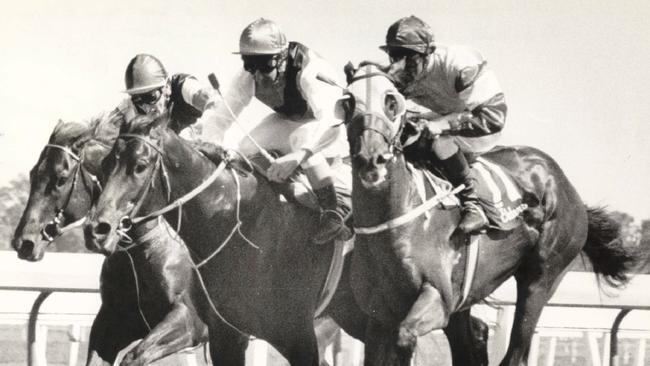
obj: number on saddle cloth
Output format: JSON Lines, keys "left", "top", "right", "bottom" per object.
{"left": 469, "top": 157, "right": 528, "bottom": 231}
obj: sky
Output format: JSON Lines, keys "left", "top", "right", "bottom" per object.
{"left": 1, "top": 0, "right": 649, "bottom": 219}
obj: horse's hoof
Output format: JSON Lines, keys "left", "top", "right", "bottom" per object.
{"left": 397, "top": 326, "right": 417, "bottom": 350}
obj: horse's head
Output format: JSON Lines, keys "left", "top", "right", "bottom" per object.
{"left": 12, "top": 120, "right": 105, "bottom": 261}
{"left": 84, "top": 113, "right": 176, "bottom": 255}
{"left": 340, "top": 62, "right": 407, "bottom": 189}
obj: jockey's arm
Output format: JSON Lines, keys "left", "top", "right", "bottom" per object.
{"left": 297, "top": 59, "right": 345, "bottom": 158}
{"left": 200, "top": 69, "right": 254, "bottom": 144}
{"left": 453, "top": 55, "right": 507, "bottom": 138}
{"left": 179, "top": 76, "right": 215, "bottom": 112}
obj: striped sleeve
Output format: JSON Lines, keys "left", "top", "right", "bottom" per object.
{"left": 450, "top": 47, "right": 507, "bottom": 137}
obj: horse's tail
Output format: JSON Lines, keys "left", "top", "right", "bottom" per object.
{"left": 582, "top": 206, "right": 637, "bottom": 287}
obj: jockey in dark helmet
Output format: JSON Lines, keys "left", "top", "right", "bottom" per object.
{"left": 201, "top": 18, "right": 352, "bottom": 245}
{"left": 122, "top": 53, "right": 215, "bottom": 133}
{"left": 381, "top": 15, "right": 508, "bottom": 234}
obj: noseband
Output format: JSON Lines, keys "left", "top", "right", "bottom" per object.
{"left": 346, "top": 70, "right": 406, "bottom": 162}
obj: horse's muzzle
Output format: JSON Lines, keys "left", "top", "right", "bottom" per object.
{"left": 83, "top": 219, "right": 117, "bottom": 256}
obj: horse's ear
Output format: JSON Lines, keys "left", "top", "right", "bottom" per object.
{"left": 334, "top": 95, "right": 352, "bottom": 121}
{"left": 344, "top": 62, "right": 356, "bottom": 85}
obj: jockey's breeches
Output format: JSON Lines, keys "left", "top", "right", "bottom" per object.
{"left": 237, "top": 112, "right": 348, "bottom": 167}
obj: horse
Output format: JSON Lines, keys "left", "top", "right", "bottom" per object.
{"left": 11, "top": 115, "right": 233, "bottom": 366}
{"left": 340, "top": 63, "right": 637, "bottom": 366}
{"left": 83, "top": 110, "right": 496, "bottom": 366}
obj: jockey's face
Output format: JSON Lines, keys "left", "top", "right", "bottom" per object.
{"left": 386, "top": 47, "right": 427, "bottom": 93}
{"left": 132, "top": 87, "right": 166, "bottom": 115}
{"left": 242, "top": 54, "right": 283, "bottom": 82}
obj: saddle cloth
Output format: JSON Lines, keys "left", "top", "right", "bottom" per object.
{"left": 410, "top": 158, "right": 526, "bottom": 231}
{"left": 470, "top": 157, "right": 527, "bottom": 231}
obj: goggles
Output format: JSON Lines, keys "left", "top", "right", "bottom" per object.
{"left": 387, "top": 47, "right": 423, "bottom": 64}
{"left": 242, "top": 55, "right": 278, "bottom": 74}
{"left": 131, "top": 88, "right": 163, "bottom": 105}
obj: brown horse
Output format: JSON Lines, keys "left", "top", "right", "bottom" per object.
{"left": 341, "top": 64, "right": 637, "bottom": 366}
{"left": 83, "top": 111, "right": 498, "bottom": 365}
{"left": 11, "top": 116, "right": 229, "bottom": 366}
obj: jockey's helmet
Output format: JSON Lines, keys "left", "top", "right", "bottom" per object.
{"left": 124, "top": 54, "right": 168, "bottom": 95}
{"left": 380, "top": 16, "right": 435, "bottom": 55}
{"left": 234, "top": 18, "right": 288, "bottom": 55}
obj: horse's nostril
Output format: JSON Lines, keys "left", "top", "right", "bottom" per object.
{"left": 18, "top": 240, "right": 35, "bottom": 257}
{"left": 94, "top": 222, "right": 112, "bottom": 236}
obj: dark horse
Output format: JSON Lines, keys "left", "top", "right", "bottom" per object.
{"left": 83, "top": 112, "right": 494, "bottom": 365}
{"left": 11, "top": 116, "right": 222, "bottom": 366}
{"left": 341, "top": 64, "right": 636, "bottom": 366}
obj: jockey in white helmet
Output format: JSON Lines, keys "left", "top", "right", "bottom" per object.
{"left": 382, "top": 16, "right": 508, "bottom": 234}
{"left": 119, "top": 54, "right": 215, "bottom": 133}
{"left": 202, "top": 18, "right": 352, "bottom": 245}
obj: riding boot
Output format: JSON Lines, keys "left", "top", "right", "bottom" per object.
{"left": 312, "top": 184, "right": 353, "bottom": 245}
{"left": 440, "top": 151, "right": 488, "bottom": 234}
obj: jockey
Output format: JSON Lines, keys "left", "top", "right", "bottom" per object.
{"left": 118, "top": 53, "right": 214, "bottom": 133}
{"left": 381, "top": 15, "right": 507, "bottom": 234}
{"left": 201, "top": 18, "right": 352, "bottom": 245}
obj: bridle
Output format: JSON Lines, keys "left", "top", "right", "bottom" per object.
{"left": 111, "top": 131, "right": 256, "bottom": 337}
{"left": 345, "top": 68, "right": 408, "bottom": 165}
{"left": 113, "top": 133, "right": 254, "bottom": 247}
{"left": 40, "top": 143, "right": 104, "bottom": 242}
{"left": 345, "top": 67, "right": 463, "bottom": 235}
{"left": 113, "top": 133, "right": 172, "bottom": 240}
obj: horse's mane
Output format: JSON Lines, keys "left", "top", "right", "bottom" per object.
{"left": 50, "top": 120, "right": 91, "bottom": 145}
{"left": 49, "top": 107, "right": 128, "bottom": 151}
{"left": 344, "top": 61, "right": 391, "bottom": 85}
{"left": 122, "top": 110, "right": 170, "bottom": 135}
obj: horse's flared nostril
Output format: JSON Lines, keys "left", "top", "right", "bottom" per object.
{"left": 94, "top": 221, "right": 112, "bottom": 236}
{"left": 362, "top": 170, "right": 380, "bottom": 184}
{"left": 17, "top": 240, "right": 35, "bottom": 259}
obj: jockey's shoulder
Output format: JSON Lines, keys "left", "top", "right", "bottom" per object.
{"left": 295, "top": 45, "right": 339, "bottom": 86}
{"left": 435, "top": 44, "right": 487, "bottom": 71}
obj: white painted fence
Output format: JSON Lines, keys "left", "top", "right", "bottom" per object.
{"left": 1, "top": 251, "right": 650, "bottom": 366}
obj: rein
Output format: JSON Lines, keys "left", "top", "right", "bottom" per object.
{"left": 347, "top": 68, "right": 458, "bottom": 235}
{"left": 354, "top": 184, "right": 464, "bottom": 235}
{"left": 112, "top": 132, "right": 258, "bottom": 337}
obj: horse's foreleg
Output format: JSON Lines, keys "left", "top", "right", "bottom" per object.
{"left": 444, "top": 309, "right": 489, "bottom": 366}
{"left": 397, "top": 282, "right": 449, "bottom": 350}
{"left": 87, "top": 305, "right": 141, "bottom": 366}
{"left": 207, "top": 321, "right": 249, "bottom": 366}
{"left": 120, "top": 302, "right": 206, "bottom": 366}
{"left": 86, "top": 306, "right": 113, "bottom": 366}
{"left": 364, "top": 319, "right": 412, "bottom": 366}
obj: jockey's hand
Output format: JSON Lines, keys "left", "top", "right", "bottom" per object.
{"left": 267, "top": 150, "right": 310, "bottom": 182}
{"left": 422, "top": 120, "right": 447, "bottom": 137}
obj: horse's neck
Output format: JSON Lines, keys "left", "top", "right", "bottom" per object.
{"left": 161, "top": 136, "right": 277, "bottom": 248}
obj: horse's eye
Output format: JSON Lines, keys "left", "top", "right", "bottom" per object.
{"left": 135, "top": 163, "right": 147, "bottom": 174}
{"left": 56, "top": 176, "right": 67, "bottom": 187}
{"left": 384, "top": 93, "right": 400, "bottom": 121}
